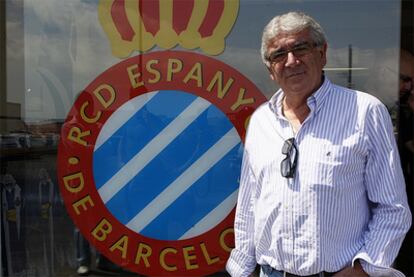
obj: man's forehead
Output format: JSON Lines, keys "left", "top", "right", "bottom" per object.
{"left": 269, "top": 29, "right": 311, "bottom": 49}
{"left": 400, "top": 51, "right": 414, "bottom": 76}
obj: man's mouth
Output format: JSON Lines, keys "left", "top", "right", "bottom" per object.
{"left": 286, "top": 71, "right": 305, "bottom": 78}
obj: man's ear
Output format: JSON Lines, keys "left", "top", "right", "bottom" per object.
{"left": 266, "top": 66, "right": 275, "bottom": 80}
{"left": 320, "top": 43, "right": 328, "bottom": 67}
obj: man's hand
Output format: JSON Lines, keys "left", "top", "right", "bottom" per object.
{"left": 333, "top": 260, "right": 368, "bottom": 277}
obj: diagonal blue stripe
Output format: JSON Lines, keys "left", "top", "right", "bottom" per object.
{"left": 140, "top": 143, "right": 242, "bottom": 240}
{"left": 93, "top": 91, "right": 196, "bottom": 189}
{"left": 104, "top": 104, "right": 235, "bottom": 225}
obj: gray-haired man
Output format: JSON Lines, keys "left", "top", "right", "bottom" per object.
{"left": 226, "top": 11, "right": 412, "bottom": 277}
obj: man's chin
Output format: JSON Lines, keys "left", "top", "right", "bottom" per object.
{"left": 283, "top": 82, "right": 310, "bottom": 95}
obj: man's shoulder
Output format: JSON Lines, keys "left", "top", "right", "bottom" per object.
{"left": 330, "top": 83, "right": 385, "bottom": 109}
{"left": 250, "top": 100, "right": 273, "bottom": 120}
{"left": 245, "top": 100, "right": 275, "bottom": 136}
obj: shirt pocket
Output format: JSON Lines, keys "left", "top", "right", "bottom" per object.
{"left": 298, "top": 142, "right": 342, "bottom": 188}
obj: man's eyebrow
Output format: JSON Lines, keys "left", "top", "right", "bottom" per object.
{"left": 292, "top": 41, "right": 310, "bottom": 47}
{"left": 273, "top": 41, "right": 309, "bottom": 52}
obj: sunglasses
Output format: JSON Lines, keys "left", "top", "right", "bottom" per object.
{"left": 281, "top": 138, "right": 298, "bottom": 178}
{"left": 267, "top": 42, "right": 320, "bottom": 65}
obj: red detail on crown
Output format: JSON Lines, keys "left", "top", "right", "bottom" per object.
{"left": 111, "top": 0, "right": 134, "bottom": 41}
{"left": 199, "top": 0, "right": 224, "bottom": 37}
{"left": 140, "top": 0, "right": 159, "bottom": 36}
{"left": 173, "top": 1, "right": 194, "bottom": 35}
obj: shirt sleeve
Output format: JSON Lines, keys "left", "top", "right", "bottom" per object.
{"left": 226, "top": 149, "right": 258, "bottom": 277}
{"left": 353, "top": 101, "right": 412, "bottom": 277}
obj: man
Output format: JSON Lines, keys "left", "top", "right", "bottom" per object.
{"left": 398, "top": 50, "right": 414, "bottom": 158}
{"left": 395, "top": 50, "right": 414, "bottom": 275}
{"left": 226, "top": 12, "right": 412, "bottom": 277}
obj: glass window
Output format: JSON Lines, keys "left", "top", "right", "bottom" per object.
{"left": 1, "top": 1, "right": 412, "bottom": 276}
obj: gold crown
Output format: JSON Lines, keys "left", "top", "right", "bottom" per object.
{"left": 98, "top": 0, "right": 239, "bottom": 58}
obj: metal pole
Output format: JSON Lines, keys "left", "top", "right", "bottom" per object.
{"left": 348, "top": 44, "right": 353, "bottom": 89}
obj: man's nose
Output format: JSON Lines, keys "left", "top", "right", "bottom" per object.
{"left": 402, "top": 82, "right": 412, "bottom": 92}
{"left": 285, "top": 51, "right": 299, "bottom": 67}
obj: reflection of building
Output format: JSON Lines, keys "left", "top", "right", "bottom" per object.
{"left": 0, "top": 103, "right": 29, "bottom": 159}
{"left": 0, "top": 103, "right": 25, "bottom": 133}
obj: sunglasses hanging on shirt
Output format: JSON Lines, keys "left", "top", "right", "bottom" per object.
{"left": 280, "top": 138, "right": 298, "bottom": 178}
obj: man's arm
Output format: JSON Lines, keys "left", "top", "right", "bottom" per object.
{"left": 353, "top": 101, "right": 412, "bottom": 277}
{"left": 226, "top": 150, "right": 258, "bottom": 277}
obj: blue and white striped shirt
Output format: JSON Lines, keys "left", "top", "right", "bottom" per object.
{"left": 226, "top": 78, "right": 412, "bottom": 277}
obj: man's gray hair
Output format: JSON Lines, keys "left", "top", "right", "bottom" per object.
{"left": 260, "top": 11, "right": 327, "bottom": 67}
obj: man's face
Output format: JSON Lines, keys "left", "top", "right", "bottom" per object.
{"left": 267, "top": 29, "right": 327, "bottom": 97}
{"left": 399, "top": 54, "right": 414, "bottom": 97}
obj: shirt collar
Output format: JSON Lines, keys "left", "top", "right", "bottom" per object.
{"left": 269, "top": 76, "right": 332, "bottom": 118}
